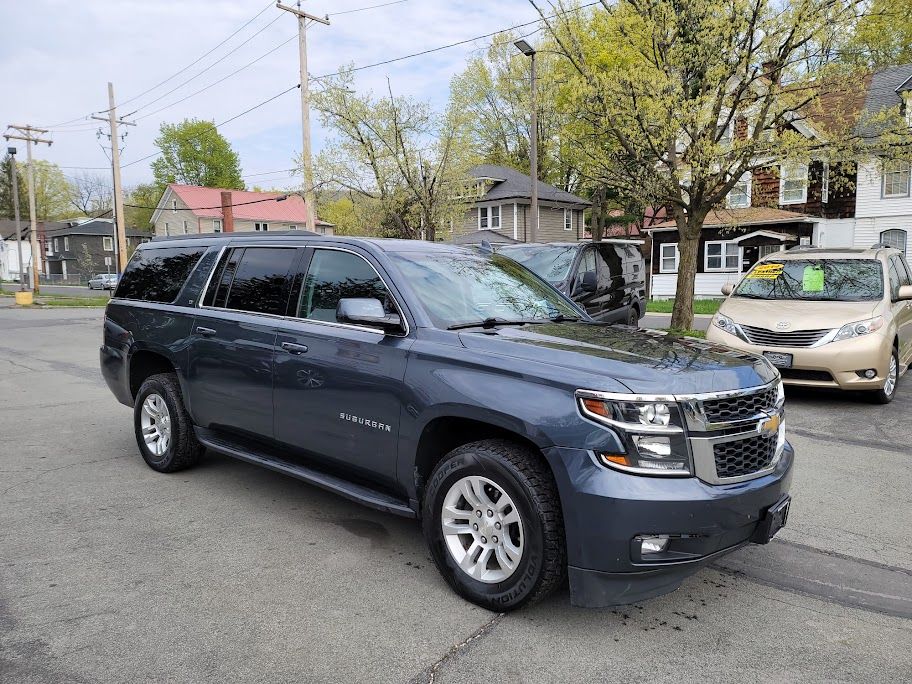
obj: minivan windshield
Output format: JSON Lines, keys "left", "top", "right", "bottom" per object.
{"left": 390, "top": 251, "right": 582, "bottom": 329}
{"left": 497, "top": 244, "right": 577, "bottom": 284}
{"left": 734, "top": 259, "right": 884, "bottom": 301}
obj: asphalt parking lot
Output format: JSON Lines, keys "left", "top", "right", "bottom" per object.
{"left": 2, "top": 308, "right": 911, "bottom": 683}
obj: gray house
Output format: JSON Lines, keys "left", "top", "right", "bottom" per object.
{"left": 44, "top": 219, "right": 151, "bottom": 280}
{"left": 456, "top": 164, "right": 590, "bottom": 243}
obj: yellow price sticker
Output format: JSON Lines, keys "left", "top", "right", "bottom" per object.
{"left": 746, "top": 263, "right": 783, "bottom": 280}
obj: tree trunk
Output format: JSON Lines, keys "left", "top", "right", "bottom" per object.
{"left": 669, "top": 215, "right": 704, "bottom": 331}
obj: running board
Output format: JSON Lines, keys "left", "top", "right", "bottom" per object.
{"left": 195, "top": 428, "right": 416, "bottom": 518}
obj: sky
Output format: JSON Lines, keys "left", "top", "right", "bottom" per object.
{"left": 0, "top": 0, "right": 541, "bottom": 193}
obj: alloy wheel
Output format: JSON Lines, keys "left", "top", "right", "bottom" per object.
{"left": 140, "top": 393, "right": 172, "bottom": 457}
{"left": 884, "top": 354, "right": 898, "bottom": 397}
{"left": 441, "top": 475, "right": 524, "bottom": 583}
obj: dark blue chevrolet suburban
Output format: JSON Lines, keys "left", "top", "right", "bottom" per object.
{"left": 101, "top": 234, "right": 793, "bottom": 610}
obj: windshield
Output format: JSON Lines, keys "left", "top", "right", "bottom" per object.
{"left": 734, "top": 259, "right": 884, "bottom": 301}
{"left": 497, "top": 244, "right": 577, "bottom": 284}
{"left": 390, "top": 251, "right": 581, "bottom": 329}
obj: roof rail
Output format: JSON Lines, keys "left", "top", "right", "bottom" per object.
{"left": 787, "top": 244, "right": 816, "bottom": 251}
{"left": 150, "top": 230, "right": 319, "bottom": 242}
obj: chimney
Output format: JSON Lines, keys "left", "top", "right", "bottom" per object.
{"left": 220, "top": 191, "right": 234, "bottom": 232}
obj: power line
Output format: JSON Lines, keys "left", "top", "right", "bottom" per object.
{"left": 124, "top": 194, "right": 295, "bottom": 211}
{"left": 117, "top": 0, "right": 276, "bottom": 110}
{"left": 124, "top": 14, "right": 286, "bottom": 117}
{"left": 330, "top": 0, "right": 409, "bottom": 16}
{"left": 132, "top": 31, "right": 297, "bottom": 122}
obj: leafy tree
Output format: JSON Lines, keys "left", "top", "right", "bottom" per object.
{"left": 842, "top": 2, "right": 912, "bottom": 67}
{"left": 534, "top": 0, "right": 912, "bottom": 330}
{"left": 124, "top": 183, "right": 163, "bottom": 229}
{"left": 312, "top": 69, "right": 473, "bottom": 241}
{"left": 449, "top": 32, "right": 582, "bottom": 194}
{"left": 0, "top": 153, "right": 28, "bottom": 220}
{"left": 75, "top": 243, "right": 97, "bottom": 277}
{"left": 151, "top": 119, "right": 244, "bottom": 190}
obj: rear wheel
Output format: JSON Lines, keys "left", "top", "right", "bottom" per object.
{"left": 869, "top": 347, "right": 899, "bottom": 404}
{"left": 422, "top": 439, "right": 565, "bottom": 611}
{"left": 133, "top": 372, "right": 203, "bottom": 472}
{"left": 626, "top": 306, "right": 639, "bottom": 327}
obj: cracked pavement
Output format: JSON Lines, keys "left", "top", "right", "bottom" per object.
{"left": 1, "top": 308, "right": 911, "bottom": 683}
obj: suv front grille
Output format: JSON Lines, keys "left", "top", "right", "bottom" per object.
{"left": 701, "top": 386, "right": 778, "bottom": 424}
{"left": 713, "top": 434, "right": 778, "bottom": 478}
{"left": 741, "top": 325, "right": 830, "bottom": 348}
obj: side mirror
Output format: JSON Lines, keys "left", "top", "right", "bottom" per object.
{"left": 577, "top": 270, "right": 597, "bottom": 293}
{"left": 721, "top": 284, "right": 734, "bottom": 296}
{"left": 337, "top": 298, "right": 402, "bottom": 332}
{"left": 897, "top": 285, "right": 912, "bottom": 302}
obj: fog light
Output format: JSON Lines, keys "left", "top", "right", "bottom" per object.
{"left": 640, "top": 535, "right": 670, "bottom": 554}
{"left": 864, "top": 369, "right": 876, "bottom": 379}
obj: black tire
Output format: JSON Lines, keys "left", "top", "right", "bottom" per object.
{"left": 422, "top": 439, "right": 566, "bottom": 611}
{"left": 626, "top": 305, "right": 639, "bottom": 327}
{"left": 133, "top": 372, "right": 203, "bottom": 472}
{"left": 869, "top": 347, "right": 899, "bottom": 404}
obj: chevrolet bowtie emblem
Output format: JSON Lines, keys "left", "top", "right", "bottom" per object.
{"left": 758, "top": 414, "right": 781, "bottom": 437}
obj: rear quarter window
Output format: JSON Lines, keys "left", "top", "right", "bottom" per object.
{"left": 115, "top": 247, "right": 207, "bottom": 303}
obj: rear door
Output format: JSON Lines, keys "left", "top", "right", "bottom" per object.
{"left": 186, "top": 246, "right": 299, "bottom": 440}
{"left": 272, "top": 246, "right": 413, "bottom": 486}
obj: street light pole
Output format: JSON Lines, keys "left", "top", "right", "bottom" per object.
{"left": 7, "top": 146, "right": 25, "bottom": 290}
{"left": 514, "top": 39, "right": 538, "bottom": 243}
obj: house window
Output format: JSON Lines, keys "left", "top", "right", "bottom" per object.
{"left": 289, "top": 224, "right": 297, "bottom": 230}
{"left": 478, "top": 205, "right": 501, "bottom": 230}
{"left": 183, "top": 220, "right": 189, "bottom": 234}
{"left": 53, "top": 238, "right": 59, "bottom": 252}
{"left": 45, "top": 240, "right": 52, "bottom": 256}
{"left": 659, "top": 243, "right": 679, "bottom": 273}
{"left": 880, "top": 229, "right": 907, "bottom": 252}
{"left": 705, "top": 241, "right": 740, "bottom": 271}
{"left": 213, "top": 219, "right": 222, "bottom": 233}
{"left": 882, "top": 160, "right": 911, "bottom": 198}
{"left": 759, "top": 244, "right": 784, "bottom": 259}
{"left": 64, "top": 236, "right": 69, "bottom": 251}
{"left": 319, "top": 226, "right": 326, "bottom": 235}
{"left": 255, "top": 223, "right": 268, "bottom": 231}
{"left": 103, "top": 236, "right": 114, "bottom": 251}
{"left": 164, "top": 222, "right": 170, "bottom": 236}
{"left": 727, "top": 173, "right": 751, "bottom": 208}
{"left": 779, "top": 162, "right": 808, "bottom": 204}
{"left": 563, "top": 209, "right": 573, "bottom": 231}
{"left": 172, "top": 199, "right": 177, "bottom": 212}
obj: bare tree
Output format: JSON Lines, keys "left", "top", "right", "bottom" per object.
{"left": 70, "top": 172, "right": 111, "bottom": 216}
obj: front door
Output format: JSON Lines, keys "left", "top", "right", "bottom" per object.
{"left": 273, "top": 247, "right": 413, "bottom": 487}
{"left": 186, "top": 246, "right": 299, "bottom": 439}
{"left": 570, "top": 246, "right": 600, "bottom": 317}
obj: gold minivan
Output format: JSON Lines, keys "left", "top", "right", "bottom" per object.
{"left": 706, "top": 246, "right": 912, "bottom": 403}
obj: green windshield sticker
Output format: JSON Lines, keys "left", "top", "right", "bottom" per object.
{"left": 747, "top": 263, "right": 783, "bottom": 279}
{"left": 802, "top": 265, "right": 825, "bottom": 292}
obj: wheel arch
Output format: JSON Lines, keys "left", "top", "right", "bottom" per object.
{"left": 128, "top": 348, "right": 178, "bottom": 401}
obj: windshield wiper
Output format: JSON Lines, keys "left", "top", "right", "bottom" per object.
{"left": 548, "top": 313, "right": 580, "bottom": 322}
{"left": 447, "top": 317, "right": 547, "bottom": 331}
{"left": 733, "top": 293, "right": 769, "bottom": 300}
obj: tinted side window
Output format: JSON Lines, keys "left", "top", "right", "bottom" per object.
{"left": 595, "top": 244, "right": 622, "bottom": 287}
{"left": 891, "top": 256, "right": 911, "bottom": 286}
{"left": 115, "top": 247, "right": 206, "bottom": 303}
{"left": 575, "top": 248, "right": 596, "bottom": 279}
{"left": 221, "top": 247, "right": 297, "bottom": 316}
{"left": 297, "top": 249, "right": 389, "bottom": 322}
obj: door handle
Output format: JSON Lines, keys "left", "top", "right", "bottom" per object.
{"left": 281, "top": 342, "right": 309, "bottom": 355}
{"left": 195, "top": 326, "right": 217, "bottom": 337}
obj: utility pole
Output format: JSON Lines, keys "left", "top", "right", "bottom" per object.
{"left": 514, "top": 39, "right": 538, "bottom": 243}
{"left": 6, "top": 146, "right": 25, "bottom": 291}
{"left": 92, "top": 82, "right": 135, "bottom": 272}
{"left": 4, "top": 125, "right": 52, "bottom": 292}
{"left": 277, "top": 1, "right": 329, "bottom": 233}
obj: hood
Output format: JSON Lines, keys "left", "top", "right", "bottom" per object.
{"left": 458, "top": 322, "right": 776, "bottom": 395}
{"left": 720, "top": 297, "right": 881, "bottom": 331}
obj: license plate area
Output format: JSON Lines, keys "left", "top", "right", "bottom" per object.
{"left": 763, "top": 351, "right": 793, "bottom": 368}
{"left": 752, "top": 495, "right": 791, "bottom": 544}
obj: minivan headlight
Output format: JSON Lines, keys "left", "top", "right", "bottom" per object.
{"left": 832, "top": 316, "right": 884, "bottom": 343}
{"left": 712, "top": 313, "right": 746, "bottom": 340}
{"left": 577, "top": 394, "right": 692, "bottom": 476}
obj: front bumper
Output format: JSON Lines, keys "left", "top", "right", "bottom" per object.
{"left": 706, "top": 326, "right": 892, "bottom": 390}
{"left": 542, "top": 443, "right": 794, "bottom": 608}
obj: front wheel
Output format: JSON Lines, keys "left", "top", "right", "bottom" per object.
{"left": 869, "top": 347, "right": 899, "bottom": 404}
{"left": 422, "top": 440, "right": 566, "bottom": 611}
{"left": 626, "top": 306, "right": 639, "bottom": 327}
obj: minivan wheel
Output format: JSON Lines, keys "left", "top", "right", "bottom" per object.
{"left": 626, "top": 306, "right": 639, "bottom": 327}
{"left": 422, "top": 440, "right": 565, "bottom": 611}
{"left": 870, "top": 348, "right": 899, "bottom": 404}
{"left": 133, "top": 373, "right": 203, "bottom": 472}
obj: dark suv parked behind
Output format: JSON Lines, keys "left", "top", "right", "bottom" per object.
{"left": 498, "top": 241, "right": 646, "bottom": 326}
{"left": 101, "top": 234, "right": 793, "bottom": 610}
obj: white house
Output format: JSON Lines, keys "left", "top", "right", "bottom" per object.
{"left": 0, "top": 220, "right": 34, "bottom": 282}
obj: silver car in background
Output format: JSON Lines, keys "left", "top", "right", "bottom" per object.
{"left": 87, "top": 273, "right": 119, "bottom": 290}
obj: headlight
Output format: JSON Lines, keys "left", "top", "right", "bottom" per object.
{"left": 713, "top": 313, "right": 739, "bottom": 336}
{"left": 577, "top": 394, "right": 692, "bottom": 476}
{"left": 832, "top": 316, "right": 884, "bottom": 343}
